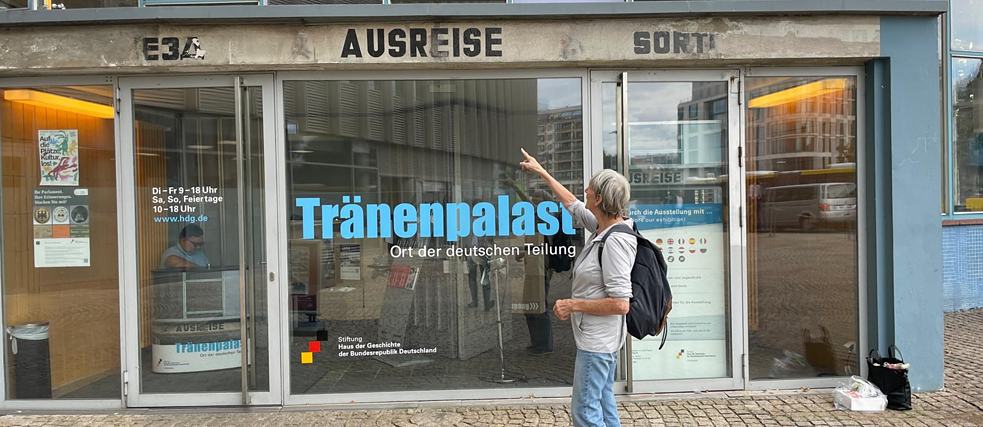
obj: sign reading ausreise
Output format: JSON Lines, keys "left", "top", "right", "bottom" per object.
{"left": 340, "top": 27, "right": 503, "bottom": 58}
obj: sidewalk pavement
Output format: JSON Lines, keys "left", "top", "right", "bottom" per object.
{"left": 2, "top": 309, "right": 982, "bottom": 427}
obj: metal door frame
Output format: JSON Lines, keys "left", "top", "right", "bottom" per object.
{"left": 118, "top": 74, "right": 282, "bottom": 407}
{"left": 589, "top": 69, "right": 746, "bottom": 394}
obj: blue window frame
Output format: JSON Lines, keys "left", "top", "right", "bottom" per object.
{"left": 946, "top": 0, "right": 983, "bottom": 218}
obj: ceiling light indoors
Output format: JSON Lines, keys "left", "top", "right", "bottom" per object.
{"left": 748, "top": 78, "right": 848, "bottom": 109}
{"left": 4, "top": 89, "right": 114, "bottom": 119}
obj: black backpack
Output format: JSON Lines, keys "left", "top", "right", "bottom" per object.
{"left": 598, "top": 223, "right": 673, "bottom": 349}
{"left": 548, "top": 232, "right": 573, "bottom": 273}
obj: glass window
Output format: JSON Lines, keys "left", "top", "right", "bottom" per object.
{"left": 1, "top": 86, "right": 121, "bottom": 399}
{"left": 952, "top": 0, "right": 983, "bottom": 52}
{"left": 268, "top": 0, "right": 380, "bottom": 4}
{"left": 0, "top": 0, "right": 28, "bottom": 9}
{"left": 143, "top": 0, "right": 250, "bottom": 5}
{"left": 513, "top": 0, "right": 623, "bottom": 3}
{"left": 50, "top": 0, "right": 137, "bottom": 8}
{"left": 602, "top": 83, "right": 618, "bottom": 170}
{"left": 745, "top": 76, "right": 861, "bottom": 380}
{"left": 283, "top": 78, "right": 586, "bottom": 395}
{"left": 952, "top": 58, "right": 983, "bottom": 212}
{"left": 390, "top": 0, "right": 503, "bottom": 3}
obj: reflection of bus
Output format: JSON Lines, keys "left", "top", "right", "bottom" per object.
{"left": 745, "top": 164, "right": 857, "bottom": 230}
{"left": 762, "top": 183, "right": 856, "bottom": 231}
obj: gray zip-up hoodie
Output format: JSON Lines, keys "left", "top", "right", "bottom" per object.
{"left": 564, "top": 199, "right": 636, "bottom": 354}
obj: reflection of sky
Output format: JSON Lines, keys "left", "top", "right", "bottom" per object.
{"left": 630, "top": 122, "right": 723, "bottom": 157}
{"left": 628, "top": 83, "right": 692, "bottom": 122}
{"left": 951, "top": 0, "right": 982, "bottom": 52}
{"left": 953, "top": 58, "right": 982, "bottom": 92}
{"left": 538, "top": 78, "right": 582, "bottom": 110}
{"left": 628, "top": 123, "right": 679, "bottom": 153}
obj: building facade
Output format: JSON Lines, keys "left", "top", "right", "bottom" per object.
{"left": 0, "top": 0, "right": 948, "bottom": 409}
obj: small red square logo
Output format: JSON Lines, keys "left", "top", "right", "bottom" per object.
{"left": 309, "top": 341, "right": 321, "bottom": 353}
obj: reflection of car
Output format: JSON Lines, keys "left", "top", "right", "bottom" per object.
{"left": 762, "top": 183, "right": 856, "bottom": 231}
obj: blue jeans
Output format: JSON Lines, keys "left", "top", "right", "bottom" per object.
{"left": 572, "top": 349, "right": 620, "bottom": 427}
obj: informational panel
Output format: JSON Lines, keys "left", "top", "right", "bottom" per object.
{"left": 33, "top": 187, "right": 90, "bottom": 267}
{"left": 629, "top": 203, "right": 728, "bottom": 380}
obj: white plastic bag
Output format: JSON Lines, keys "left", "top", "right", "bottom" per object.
{"left": 833, "top": 376, "right": 887, "bottom": 412}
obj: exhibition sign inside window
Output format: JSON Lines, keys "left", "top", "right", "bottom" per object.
{"left": 38, "top": 129, "right": 80, "bottom": 187}
{"left": 628, "top": 203, "right": 728, "bottom": 380}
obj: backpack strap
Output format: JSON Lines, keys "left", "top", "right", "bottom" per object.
{"left": 597, "top": 221, "right": 642, "bottom": 346}
{"left": 597, "top": 222, "right": 639, "bottom": 268}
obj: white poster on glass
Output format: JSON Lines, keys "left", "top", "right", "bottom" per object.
{"left": 32, "top": 188, "right": 90, "bottom": 267}
{"left": 628, "top": 203, "right": 728, "bottom": 380}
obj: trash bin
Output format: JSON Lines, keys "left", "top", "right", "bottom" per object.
{"left": 6, "top": 323, "right": 51, "bottom": 399}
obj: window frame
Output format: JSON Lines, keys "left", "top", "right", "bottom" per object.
{"left": 945, "top": 0, "right": 983, "bottom": 219}
{"left": 0, "top": 74, "right": 126, "bottom": 411}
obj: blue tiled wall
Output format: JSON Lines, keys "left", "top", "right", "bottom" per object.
{"left": 943, "top": 224, "right": 983, "bottom": 311}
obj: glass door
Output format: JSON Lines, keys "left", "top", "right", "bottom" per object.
{"left": 590, "top": 70, "right": 744, "bottom": 393}
{"left": 743, "top": 72, "right": 863, "bottom": 388}
{"left": 118, "top": 75, "right": 281, "bottom": 406}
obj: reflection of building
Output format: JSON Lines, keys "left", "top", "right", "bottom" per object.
{"left": 674, "top": 82, "right": 727, "bottom": 178}
{"left": 747, "top": 78, "right": 858, "bottom": 172}
{"left": 283, "top": 80, "right": 542, "bottom": 212}
{"left": 281, "top": 80, "right": 587, "bottom": 371}
{"left": 537, "top": 106, "right": 584, "bottom": 195}
{"left": 953, "top": 65, "right": 983, "bottom": 204}
{"left": 625, "top": 82, "right": 728, "bottom": 205}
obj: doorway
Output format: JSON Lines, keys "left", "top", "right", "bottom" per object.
{"left": 590, "top": 70, "right": 745, "bottom": 394}
{"left": 117, "top": 75, "right": 282, "bottom": 406}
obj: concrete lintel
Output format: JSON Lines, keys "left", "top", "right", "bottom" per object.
{"left": 0, "top": 0, "right": 947, "bottom": 28}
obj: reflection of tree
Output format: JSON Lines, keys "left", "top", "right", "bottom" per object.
{"left": 836, "top": 141, "right": 856, "bottom": 164}
{"left": 953, "top": 60, "right": 983, "bottom": 208}
{"left": 603, "top": 154, "right": 618, "bottom": 170}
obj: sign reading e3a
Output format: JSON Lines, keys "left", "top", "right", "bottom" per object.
{"left": 143, "top": 37, "right": 206, "bottom": 61}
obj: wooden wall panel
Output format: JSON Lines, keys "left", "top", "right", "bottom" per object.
{"left": 1, "top": 94, "right": 121, "bottom": 397}
{"left": 135, "top": 121, "right": 167, "bottom": 349}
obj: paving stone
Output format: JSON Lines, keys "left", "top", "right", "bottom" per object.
{"left": 2, "top": 310, "right": 983, "bottom": 426}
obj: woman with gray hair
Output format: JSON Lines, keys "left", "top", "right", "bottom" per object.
{"left": 519, "top": 148, "right": 636, "bottom": 427}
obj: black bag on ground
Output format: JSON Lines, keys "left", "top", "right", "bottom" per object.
{"left": 597, "top": 223, "right": 673, "bottom": 349}
{"left": 867, "top": 345, "right": 912, "bottom": 411}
